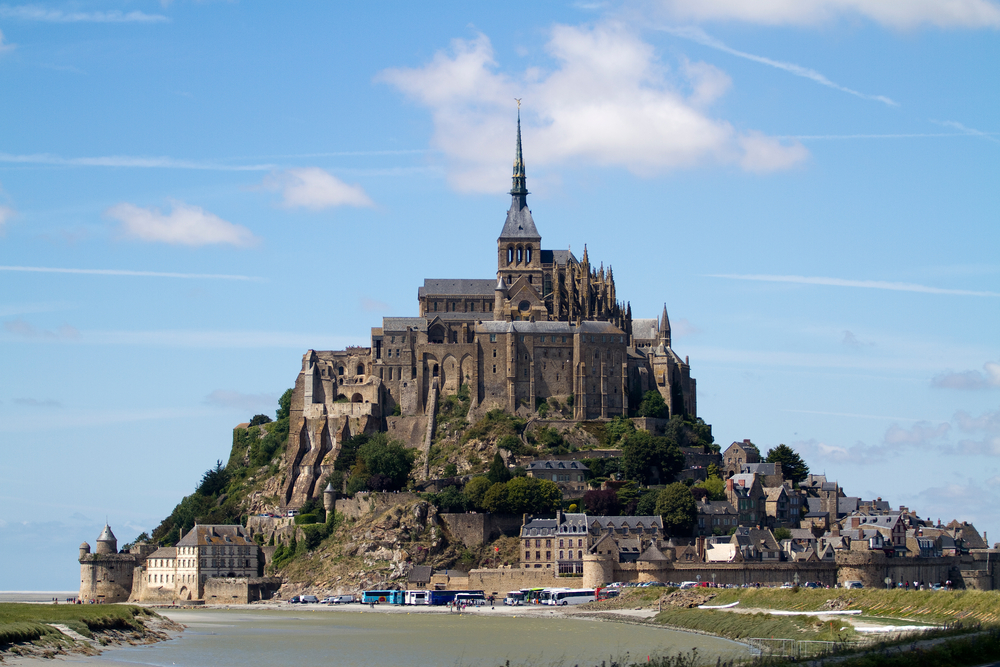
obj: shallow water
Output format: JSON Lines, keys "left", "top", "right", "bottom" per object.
{"left": 50, "top": 608, "right": 748, "bottom": 667}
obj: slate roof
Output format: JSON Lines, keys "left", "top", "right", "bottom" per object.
{"left": 418, "top": 279, "right": 497, "bottom": 298}
{"left": 176, "top": 524, "right": 255, "bottom": 547}
{"left": 764, "top": 486, "right": 787, "bottom": 501}
{"left": 521, "top": 518, "right": 558, "bottom": 538}
{"left": 148, "top": 547, "right": 177, "bottom": 561}
{"left": 588, "top": 515, "right": 664, "bottom": 531}
{"left": 743, "top": 463, "right": 779, "bottom": 476}
{"left": 97, "top": 524, "right": 116, "bottom": 542}
{"left": 638, "top": 544, "right": 669, "bottom": 562}
{"left": 407, "top": 565, "right": 432, "bottom": 584}
{"left": 500, "top": 199, "right": 540, "bottom": 239}
{"left": 477, "top": 320, "right": 625, "bottom": 335}
{"left": 697, "top": 500, "right": 737, "bottom": 515}
{"left": 838, "top": 497, "right": 860, "bottom": 515}
{"left": 382, "top": 317, "right": 427, "bottom": 332}
{"left": 540, "top": 249, "right": 578, "bottom": 266}
{"left": 631, "top": 319, "right": 658, "bottom": 340}
{"left": 525, "top": 460, "right": 589, "bottom": 472}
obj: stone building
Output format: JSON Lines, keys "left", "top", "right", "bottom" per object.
{"left": 135, "top": 524, "right": 261, "bottom": 602}
{"left": 281, "top": 114, "right": 698, "bottom": 508}
{"left": 524, "top": 460, "right": 589, "bottom": 494}
{"left": 78, "top": 524, "right": 154, "bottom": 604}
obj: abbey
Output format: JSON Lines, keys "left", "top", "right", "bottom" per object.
{"left": 281, "top": 115, "right": 696, "bottom": 507}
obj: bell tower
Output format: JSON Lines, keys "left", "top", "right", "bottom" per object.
{"left": 497, "top": 107, "right": 543, "bottom": 291}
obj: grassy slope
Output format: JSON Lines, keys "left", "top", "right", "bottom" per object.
{"left": 705, "top": 588, "right": 1000, "bottom": 625}
{"left": 0, "top": 603, "right": 155, "bottom": 644}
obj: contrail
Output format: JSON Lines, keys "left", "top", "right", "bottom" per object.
{"left": 0, "top": 266, "right": 262, "bottom": 281}
{"left": 705, "top": 273, "right": 1000, "bottom": 297}
{"left": 659, "top": 25, "right": 897, "bottom": 107}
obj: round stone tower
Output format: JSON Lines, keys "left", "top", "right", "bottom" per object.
{"left": 582, "top": 551, "right": 615, "bottom": 590}
{"left": 95, "top": 524, "right": 117, "bottom": 554}
{"left": 323, "top": 482, "right": 336, "bottom": 514}
{"left": 79, "top": 541, "right": 91, "bottom": 559}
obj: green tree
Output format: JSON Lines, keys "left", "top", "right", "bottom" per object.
{"left": 463, "top": 476, "right": 492, "bottom": 511}
{"left": 616, "top": 481, "right": 641, "bottom": 514}
{"left": 693, "top": 475, "right": 726, "bottom": 501}
{"left": 276, "top": 388, "right": 293, "bottom": 421}
{"left": 774, "top": 527, "right": 792, "bottom": 541}
{"left": 604, "top": 415, "right": 637, "bottom": 446}
{"left": 357, "top": 434, "right": 416, "bottom": 491}
{"left": 765, "top": 444, "right": 810, "bottom": 485}
{"left": 655, "top": 482, "right": 697, "bottom": 536}
{"left": 443, "top": 462, "right": 459, "bottom": 477}
{"left": 249, "top": 414, "right": 272, "bottom": 427}
{"left": 487, "top": 452, "right": 512, "bottom": 485}
{"left": 482, "top": 482, "right": 510, "bottom": 514}
{"left": 636, "top": 390, "right": 668, "bottom": 418}
{"left": 197, "top": 460, "right": 229, "bottom": 496}
{"left": 620, "top": 430, "right": 684, "bottom": 485}
{"left": 635, "top": 491, "right": 658, "bottom": 516}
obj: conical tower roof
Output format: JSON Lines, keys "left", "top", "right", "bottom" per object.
{"left": 97, "top": 524, "right": 116, "bottom": 542}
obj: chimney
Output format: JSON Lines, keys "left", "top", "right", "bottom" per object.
{"left": 556, "top": 510, "right": 564, "bottom": 525}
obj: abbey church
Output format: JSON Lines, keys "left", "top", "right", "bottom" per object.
{"left": 281, "top": 115, "right": 697, "bottom": 507}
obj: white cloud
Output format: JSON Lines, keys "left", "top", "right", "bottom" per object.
{"left": 884, "top": 421, "right": 950, "bottom": 446}
{"left": 106, "top": 200, "right": 258, "bottom": 247}
{"left": 12, "top": 397, "right": 62, "bottom": 408}
{"left": 0, "top": 204, "right": 14, "bottom": 231}
{"left": 659, "top": 26, "right": 897, "bottom": 106}
{"left": 0, "top": 28, "right": 14, "bottom": 52}
{"left": 653, "top": 0, "right": 1000, "bottom": 29}
{"left": 0, "top": 5, "right": 169, "bottom": 23}
{"left": 705, "top": 273, "right": 1000, "bottom": 297}
{"left": 204, "top": 390, "right": 277, "bottom": 414}
{"left": 378, "top": 24, "right": 807, "bottom": 192}
{"left": 0, "top": 152, "right": 275, "bottom": 171}
{"left": 262, "top": 168, "right": 374, "bottom": 210}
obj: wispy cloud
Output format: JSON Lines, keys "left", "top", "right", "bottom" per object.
{"left": 12, "top": 397, "right": 62, "bottom": 408}
{"left": 261, "top": 168, "right": 374, "bottom": 210}
{"left": 652, "top": 0, "right": 1000, "bottom": 29}
{"left": 0, "top": 152, "right": 275, "bottom": 171}
{"left": 0, "top": 28, "right": 14, "bottom": 52}
{"left": 360, "top": 298, "right": 390, "bottom": 312}
{"left": 106, "top": 200, "right": 258, "bottom": 247}
{"left": 0, "top": 265, "right": 260, "bottom": 281}
{"left": 0, "top": 204, "right": 14, "bottom": 231}
{"left": 3, "top": 319, "right": 79, "bottom": 340}
{"left": 204, "top": 389, "right": 278, "bottom": 414}
{"left": 932, "top": 362, "right": 1000, "bottom": 390}
{"left": 705, "top": 273, "right": 1000, "bottom": 297}
{"left": 0, "top": 5, "right": 169, "bottom": 23}
{"left": 0, "top": 327, "right": 361, "bottom": 350}
{"left": 658, "top": 26, "right": 897, "bottom": 106}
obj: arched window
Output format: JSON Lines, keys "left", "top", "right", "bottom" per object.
{"left": 507, "top": 246, "right": 514, "bottom": 264}
{"left": 338, "top": 366, "right": 344, "bottom": 375}
{"left": 356, "top": 364, "right": 364, "bottom": 375}
{"left": 351, "top": 393, "right": 363, "bottom": 403}
{"left": 525, "top": 245, "right": 532, "bottom": 263}
{"left": 517, "top": 246, "right": 523, "bottom": 263}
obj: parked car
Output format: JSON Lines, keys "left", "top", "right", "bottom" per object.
{"left": 287, "top": 509, "right": 299, "bottom": 517}
{"left": 843, "top": 581, "right": 864, "bottom": 589}
{"left": 301, "top": 595, "right": 319, "bottom": 603}
{"left": 330, "top": 595, "right": 355, "bottom": 604}
{"left": 289, "top": 595, "right": 304, "bottom": 604}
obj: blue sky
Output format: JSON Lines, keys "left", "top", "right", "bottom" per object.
{"left": 1, "top": 1, "right": 998, "bottom": 590}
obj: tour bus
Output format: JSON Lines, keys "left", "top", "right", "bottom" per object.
{"left": 504, "top": 590, "right": 525, "bottom": 606}
{"left": 404, "top": 590, "right": 430, "bottom": 605}
{"left": 361, "top": 589, "right": 404, "bottom": 605}
{"left": 542, "top": 588, "right": 597, "bottom": 606}
{"left": 522, "top": 587, "right": 546, "bottom": 604}
{"left": 426, "top": 589, "right": 486, "bottom": 606}
{"left": 454, "top": 592, "right": 486, "bottom": 606}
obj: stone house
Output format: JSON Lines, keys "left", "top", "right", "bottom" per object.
{"left": 731, "top": 527, "right": 782, "bottom": 561}
{"left": 695, "top": 498, "right": 738, "bottom": 536}
{"left": 726, "top": 473, "right": 766, "bottom": 527}
{"left": 524, "top": 460, "right": 589, "bottom": 494}
{"left": 722, "top": 440, "right": 760, "bottom": 478}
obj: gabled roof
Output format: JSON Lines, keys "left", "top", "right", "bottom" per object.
{"left": 631, "top": 319, "right": 658, "bottom": 340}
{"left": 148, "top": 547, "right": 177, "bottom": 561}
{"left": 477, "top": 320, "right": 625, "bottom": 335}
{"left": 176, "top": 524, "right": 255, "bottom": 547}
{"left": 589, "top": 515, "right": 664, "bottom": 530}
{"left": 764, "top": 486, "right": 787, "bottom": 501}
{"left": 382, "top": 317, "right": 427, "bottom": 332}
{"left": 638, "top": 544, "right": 669, "bottom": 562}
{"left": 418, "top": 279, "right": 497, "bottom": 298}
{"left": 521, "top": 518, "right": 558, "bottom": 537}
{"left": 697, "top": 500, "right": 737, "bottom": 515}
{"left": 407, "top": 565, "right": 432, "bottom": 583}
{"left": 743, "top": 463, "right": 779, "bottom": 476}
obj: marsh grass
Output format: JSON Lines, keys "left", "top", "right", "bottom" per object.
{"left": 0, "top": 603, "right": 153, "bottom": 645}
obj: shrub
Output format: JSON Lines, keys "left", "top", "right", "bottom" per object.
{"left": 293, "top": 513, "right": 317, "bottom": 525}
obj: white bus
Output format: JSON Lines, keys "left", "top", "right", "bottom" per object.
{"left": 404, "top": 590, "right": 430, "bottom": 605}
{"left": 454, "top": 592, "right": 486, "bottom": 606}
{"left": 504, "top": 591, "right": 525, "bottom": 606}
{"left": 543, "top": 588, "right": 596, "bottom": 606}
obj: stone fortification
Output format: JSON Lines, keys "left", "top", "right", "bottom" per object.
{"left": 335, "top": 492, "right": 422, "bottom": 520}
{"left": 204, "top": 577, "right": 282, "bottom": 604}
{"left": 438, "top": 513, "right": 524, "bottom": 549}
{"left": 462, "top": 567, "right": 562, "bottom": 597}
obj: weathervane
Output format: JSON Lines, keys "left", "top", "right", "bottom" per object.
{"left": 515, "top": 98, "right": 522, "bottom": 109}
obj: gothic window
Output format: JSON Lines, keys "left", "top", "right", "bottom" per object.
{"left": 507, "top": 247, "right": 514, "bottom": 264}
{"left": 518, "top": 300, "right": 530, "bottom": 312}
{"left": 338, "top": 366, "right": 344, "bottom": 375}
{"left": 356, "top": 364, "right": 364, "bottom": 375}
{"left": 526, "top": 246, "right": 532, "bottom": 263}
{"left": 517, "top": 247, "right": 523, "bottom": 263}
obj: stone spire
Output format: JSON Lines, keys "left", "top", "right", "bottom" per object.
{"left": 510, "top": 108, "right": 527, "bottom": 197}
{"left": 660, "top": 303, "right": 671, "bottom": 347}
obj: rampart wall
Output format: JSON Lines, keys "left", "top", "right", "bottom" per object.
{"left": 438, "top": 513, "right": 523, "bottom": 548}
{"left": 335, "top": 492, "right": 422, "bottom": 519}
{"left": 462, "top": 567, "right": 561, "bottom": 596}
{"left": 386, "top": 415, "right": 429, "bottom": 449}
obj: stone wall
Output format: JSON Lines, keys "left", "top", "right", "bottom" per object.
{"left": 386, "top": 415, "right": 429, "bottom": 449}
{"left": 79, "top": 554, "right": 135, "bottom": 603}
{"left": 439, "top": 513, "right": 523, "bottom": 548}
{"left": 334, "top": 491, "right": 421, "bottom": 519}
{"left": 835, "top": 551, "right": 962, "bottom": 588}
{"left": 204, "top": 577, "right": 282, "bottom": 604}
{"left": 463, "top": 567, "right": 561, "bottom": 597}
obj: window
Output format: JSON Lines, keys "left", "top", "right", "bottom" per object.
{"left": 545, "top": 539, "right": 551, "bottom": 547}
{"left": 525, "top": 552, "right": 530, "bottom": 560}
{"left": 490, "top": 333, "right": 497, "bottom": 343}
{"left": 559, "top": 550, "right": 564, "bottom": 559}
{"left": 559, "top": 539, "right": 564, "bottom": 548}
{"left": 524, "top": 369, "right": 528, "bottom": 377}
{"left": 546, "top": 551, "right": 551, "bottom": 560}
{"left": 493, "top": 349, "right": 497, "bottom": 357}
{"left": 387, "top": 349, "right": 392, "bottom": 357}
{"left": 526, "top": 246, "right": 532, "bottom": 263}
{"left": 493, "top": 365, "right": 496, "bottom": 374}
{"left": 539, "top": 336, "right": 545, "bottom": 343}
